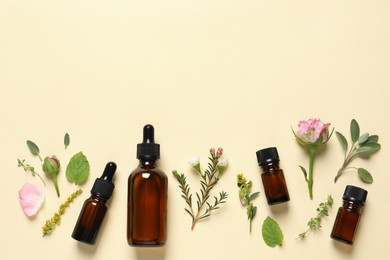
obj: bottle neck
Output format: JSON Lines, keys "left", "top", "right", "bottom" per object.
{"left": 138, "top": 158, "right": 158, "bottom": 168}
{"left": 260, "top": 161, "right": 280, "bottom": 172}
{"left": 342, "top": 200, "right": 364, "bottom": 214}
{"left": 90, "top": 194, "right": 108, "bottom": 203}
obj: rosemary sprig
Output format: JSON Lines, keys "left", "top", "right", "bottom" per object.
{"left": 42, "top": 189, "right": 82, "bottom": 236}
{"left": 297, "top": 195, "right": 333, "bottom": 239}
{"left": 17, "top": 159, "right": 46, "bottom": 186}
{"left": 172, "top": 147, "right": 229, "bottom": 230}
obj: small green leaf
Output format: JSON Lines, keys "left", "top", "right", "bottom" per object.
{"left": 336, "top": 131, "right": 348, "bottom": 152}
{"left": 262, "top": 216, "right": 284, "bottom": 247}
{"left": 350, "top": 119, "right": 360, "bottom": 143}
{"left": 298, "top": 165, "right": 308, "bottom": 182}
{"left": 355, "top": 143, "right": 381, "bottom": 157}
{"left": 64, "top": 133, "right": 70, "bottom": 149}
{"left": 357, "top": 168, "right": 373, "bottom": 184}
{"left": 26, "top": 140, "right": 42, "bottom": 161}
{"left": 65, "top": 151, "right": 90, "bottom": 184}
{"left": 250, "top": 192, "right": 260, "bottom": 201}
{"left": 357, "top": 133, "right": 369, "bottom": 144}
{"left": 366, "top": 135, "right": 379, "bottom": 144}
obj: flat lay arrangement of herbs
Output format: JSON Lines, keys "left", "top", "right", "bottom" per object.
{"left": 335, "top": 119, "right": 381, "bottom": 183}
{"left": 237, "top": 173, "right": 260, "bottom": 233}
{"left": 297, "top": 195, "right": 333, "bottom": 239}
{"left": 17, "top": 133, "right": 89, "bottom": 236}
{"left": 172, "top": 147, "right": 229, "bottom": 230}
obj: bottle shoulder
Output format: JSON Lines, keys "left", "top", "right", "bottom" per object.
{"left": 129, "top": 165, "right": 167, "bottom": 179}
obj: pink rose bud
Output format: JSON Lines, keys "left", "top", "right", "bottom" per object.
{"left": 296, "top": 118, "right": 331, "bottom": 145}
{"left": 42, "top": 155, "right": 61, "bottom": 197}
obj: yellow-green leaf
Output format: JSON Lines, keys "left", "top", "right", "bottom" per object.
{"left": 262, "top": 216, "right": 283, "bottom": 247}
{"left": 66, "top": 151, "right": 90, "bottom": 184}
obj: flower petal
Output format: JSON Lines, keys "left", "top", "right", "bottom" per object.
{"left": 19, "top": 183, "right": 45, "bottom": 217}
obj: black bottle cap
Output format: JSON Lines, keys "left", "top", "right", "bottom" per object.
{"left": 342, "top": 185, "right": 368, "bottom": 205}
{"left": 91, "top": 162, "right": 116, "bottom": 200}
{"left": 256, "top": 147, "right": 280, "bottom": 166}
{"left": 136, "top": 124, "right": 160, "bottom": 160}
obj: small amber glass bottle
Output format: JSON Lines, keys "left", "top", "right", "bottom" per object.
{"left": 72, "top": 162, "right": 117, "bottom": 245}
{"left": 127, "top": 124, "right": 168, "bottom": 247}
{"left": 331, "top": 185, "right": 368, "bottom": 244}
{"left": 256, "top": 147, "right": 290, "bottom": 205}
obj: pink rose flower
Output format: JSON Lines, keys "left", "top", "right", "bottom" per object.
{"left": 19, "top": 183, "right": 45, "bottom": 217}
{"left": 296, "top": 118, "right": 331, "bottom": 144}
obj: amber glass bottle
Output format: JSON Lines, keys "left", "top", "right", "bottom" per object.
{"left": 127, "top": 124, "right": 168, "bottom": 247}
{"left": 72, "top": 162, "right": 117, "bottom": 245}
{"left": 256, "top": 147, "right": 290, "bottom": 205}
{"left": 331, "top": 185, "right": 367, "bottom": 244}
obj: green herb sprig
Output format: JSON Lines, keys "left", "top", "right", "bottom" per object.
{"left": 237, "top": 173, "right": 260, "bottom": 233}
{"left": 42, "top": 189, "right": 82, "bottom": 236}
{"left": 17, "top": 159, "right": 46, "bottom": 186}
{"left": 172, "top": 147, "right": 229, "bottom": 230}
{"left": 297, "top": 195, "right": 333, "bottom": 239}
{"left": 335, "top": 119, "right": 381, "bottom": 183}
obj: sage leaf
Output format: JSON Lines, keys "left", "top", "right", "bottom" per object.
{"left": 298, "top": 165, "right": 308, "bottom": 182}
{"left": 262, "top": 216, "right": 283, "bottom": 247}
{"left": 358, "top": 168, "right": 373, "bottom": 183}
{"left": 66, "top": 151, "right": 90, "bottom": 184}
{"left": 357, "top": 133, "right": 369, "bottom": 144}
{"left": 250, "top": 192, "right": 260, "bottom": 201}
{"left": 336, "top": 131, "right": 348, "bottom": 152}
{"left": 350, "top": 119, "right": 360, "bottom": 142}
{"left": 64, "top": 133, "right": 70, "bottom": 149}
{"left": 355, "top": 143, "right": 381, "bottom": 157}
{"left": 366, "top": 135, "right": 379, "bottom": 144}
{"left": 26, "top": 140, "right": 42, "bottom": 161}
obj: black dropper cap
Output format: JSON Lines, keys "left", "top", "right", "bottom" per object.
{"left": 342, "top": 185, "right": 368, "bottom": 205}
{"left": 136, "top": 124, "right": 160, "bottom": 160}
{"left": 256, "top": 147, "right": 280, "bottom": 166}
{"left": 91, "top": 162, "right": 116, "bottom": 200}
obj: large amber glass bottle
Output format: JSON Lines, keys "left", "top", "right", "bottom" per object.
{"left": 127, "top": 124, "right": 168, "bottom": 246}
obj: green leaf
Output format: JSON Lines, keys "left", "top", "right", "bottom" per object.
{"left": 350, "top": 119, "right": 360, "bottom": 143}
{"left": 358, "top": 168, "right": 373, "bottom": 184}
{"left": 366, "top": 135, "right": 379, "bottom": 144}
{"left": 355, "top": 143, "right": 381, "bottom": 157}
{"left": 249, "top": 192, "right": 260, "bottom": 201}
{"left": 357, "top": 133, "right": 369, "bottom": 144}
{"left": 65, "top": 151, "right": 90, "bottom": 184}
{"left": 298, "top": 165, "right": 308, "bottom": 182}
{"left": 26, "top": 140, "right": 42, "bottom": 160}
{"left": 336, "top": 131, "right": 348, "bottom": 152}
{"left": 262, "top": 216, "right": 284, "bottom": 247}
{"left": 64, "top": 133, "right": 70, "bottom": 149}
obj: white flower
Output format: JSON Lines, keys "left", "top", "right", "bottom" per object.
{"left": 188, "top": 156, "right": 200, "bottom": 166}
{"left": 217, "top": 158, "right": 229, "bottom": 167}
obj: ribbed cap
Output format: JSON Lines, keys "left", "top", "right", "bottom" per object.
{"left": 256, "top": 147, "right": 280, "bottom": 166}
{"left": 342, "top": 185, "right": 368, "bottom": 205}
{"left": 137, "top": 124, "right": 160, "bottom": 160}
{"left": 91, "top": 162, "right": 116, "bottom": 200}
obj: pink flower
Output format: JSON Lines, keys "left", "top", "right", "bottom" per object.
{"left": 19, "top": 183, "right": 45, "bottom": 217}
{"left": 296, "top": 118, "right": 331, "bottom": 144}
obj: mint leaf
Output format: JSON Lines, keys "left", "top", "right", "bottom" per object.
{"left": 64, "top": 133, "right": 70, "bottom": 149}
{"left": 66, "top": 151, "right": 90, "bottom": 184}
{"left": 262, "top": 216, "right": 283, "bottom": 247}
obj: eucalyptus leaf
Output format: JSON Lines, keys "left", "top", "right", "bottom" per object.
{"left": 64, "top": 133, "right": 70, "bottom": 149}
{"left": 366, "top": 135, "right": 379, "bottom": 144}
{"left": 66, "top": 151, "right": 90, "bottom": 184}
{"left": 350, "top": 119, "right": 360, "bottom": 143}
{"left": 357, "top": 168, "right": 373, "bottom": 183}
{"left": 262, "top": 216, "right": 284, "bottom": 247}
{"left": 336, "top": 131, "right": 348, "bottom": 152}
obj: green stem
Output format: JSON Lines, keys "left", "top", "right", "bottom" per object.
{"left": 51, "top": 173, "right": 60, "bottom": 198}
{"left": 308, "top": 145, "right": 317, "bottom": 200}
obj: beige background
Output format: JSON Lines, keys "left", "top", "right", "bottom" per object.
{"left": 1, "top": 1, "right": 389, "bottom": 259}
